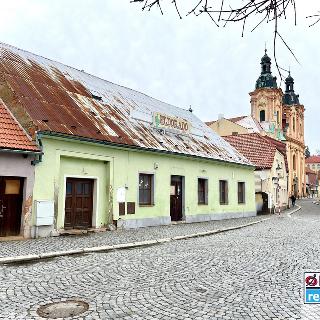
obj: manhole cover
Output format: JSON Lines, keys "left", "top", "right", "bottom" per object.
{"left": 195, "top": 287, "right": 207, "bottom": 293}
{"left": 37, "top": 300, "right": 89, "bottom": 319}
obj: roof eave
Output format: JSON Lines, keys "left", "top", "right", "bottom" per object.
{"left": 38, "top": 131, "right": 255, "bottom": 169}
{"left": 0, "top": 147, "right": 42, "bottom": 155}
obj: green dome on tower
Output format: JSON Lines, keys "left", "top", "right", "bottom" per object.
{"left": 283, "top": 71, "right": 300, "bottom": 105}
{"left": 255, "top": 49, "right": 277, "bottom": 89}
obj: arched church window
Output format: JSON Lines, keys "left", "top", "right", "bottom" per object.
{"left": 293, "top": 117, "right": 295, "bottom": 131}
{"left": 293, "top": 154, "right": 296, "bottom": 171}
{"left": 260, "top": 110, "right": 265, "bottom": 122}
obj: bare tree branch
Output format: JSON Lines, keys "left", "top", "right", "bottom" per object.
{"left": 306, "top": 11, "right": 320, "bottom": 27}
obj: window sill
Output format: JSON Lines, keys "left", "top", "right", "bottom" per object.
{"left": 139, "top": 204, "right": 155, "bottom": 207}
{"left": 219, "top": 203, "right": 229, "bottom": 205}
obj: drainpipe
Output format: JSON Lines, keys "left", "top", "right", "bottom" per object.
{"left": 31, "top": 132, "right": 43, "bottom": 165}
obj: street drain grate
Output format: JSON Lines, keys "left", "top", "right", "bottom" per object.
{"left": 37, "top": 300, "right": 89, "bottom": 319}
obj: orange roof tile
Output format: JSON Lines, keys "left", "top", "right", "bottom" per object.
{"left": 0, "top": 100, "right": 40, "bottom": 152}
{"left": 306, "top": 155, "right": 320, "bottom": 164}
{"left": 224, "top": 133, "right": 286, "bottom": 170}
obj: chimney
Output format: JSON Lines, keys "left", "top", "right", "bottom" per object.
{"left": 218, "top": 113, "right": 224, "bottom": 120}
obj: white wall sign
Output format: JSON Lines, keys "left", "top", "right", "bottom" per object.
{"left": 116, "top": 187, "right": 126, "bottom": 203}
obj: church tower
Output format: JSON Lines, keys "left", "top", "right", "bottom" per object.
{"left": 250, "top": 50, "right": 306, "bottom": 197}
{"left": 250, "top": 50, "right": 284, "bottom": 140}
{"left": 282, "top": 72, "right": 306, "bottom": 197}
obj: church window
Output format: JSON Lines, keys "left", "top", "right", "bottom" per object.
{"left": 293, "top": 117, "right": 295, "bottom": 131}
{"left": 260, "top": 110, "right": 266, "bottom": 122}
{"left": 293, "top": 155, "right": 296, "bottom": 171}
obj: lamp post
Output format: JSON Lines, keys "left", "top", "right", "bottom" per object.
{"left": 272, "top": 163, "right": 282, "bottom": 214}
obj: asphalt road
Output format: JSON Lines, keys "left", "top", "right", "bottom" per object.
{"left": 0, "top": 199, "right": 319, "bottom": 319}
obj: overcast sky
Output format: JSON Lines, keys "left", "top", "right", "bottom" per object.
{"left": 1, "top": 0, "right": 318, "bottom": 153}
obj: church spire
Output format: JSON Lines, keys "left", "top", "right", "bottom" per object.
{"left": 255, "top": 49, "right": 278, "bottom": 89}
{"left": 283, "top": 71, "right": 300, "bottom": 105}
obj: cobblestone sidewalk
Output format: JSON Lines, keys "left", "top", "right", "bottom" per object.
{"left": 0, "top": 213, "right": 276, "bottom": 259}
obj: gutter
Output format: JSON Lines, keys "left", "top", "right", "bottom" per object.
{"left": 37, "top": 131, "right": 256, "bottom": 169}
{"left": 0, "top": 148, "right": 42, "bottom": 155}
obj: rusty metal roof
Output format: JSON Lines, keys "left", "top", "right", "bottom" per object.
{"left": 0, "top": 42, "right": 252, "bottom": 166}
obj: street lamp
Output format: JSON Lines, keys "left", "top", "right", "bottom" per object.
{"left": 272, "top": 163, "right": 282, "bottom": 214}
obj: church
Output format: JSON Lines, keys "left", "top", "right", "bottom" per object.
{"left": 207, "top": 50, "right": 306, "bottom": 198}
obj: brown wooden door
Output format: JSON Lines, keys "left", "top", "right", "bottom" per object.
{"left": 170, "top": 176, "right": 183, "bottom": 221}
{"left": 64, "top": 178, "right": 93, "bottom": 229}
{"left": 0, "top": 177, "right": 23, "bottom": 237}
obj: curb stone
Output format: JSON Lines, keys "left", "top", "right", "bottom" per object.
{"left": 286, "top": 205, "right": 301, "bottom": 217}
{"left": 0, "top": 217, "right": 270, "bottom": 265}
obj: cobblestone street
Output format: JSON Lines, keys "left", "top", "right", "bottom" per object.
{"left": 0, "top": 199, "right": 320, "bottom": 319}
{"left": 0, "top": 215, "right": 266, "bottom": 259}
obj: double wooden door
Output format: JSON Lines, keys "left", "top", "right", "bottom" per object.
{"left": 64, "top": 178, "right": 94, "bottom": 229}
{"left": 0, "top": 177, "right": 23, "bottom": 237}
{"left": 170, "top": 175, "right": 183, "bottom": 221}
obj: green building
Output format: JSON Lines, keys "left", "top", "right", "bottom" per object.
{"left": 0, "top": 43, "right": 256, "bottom": 238}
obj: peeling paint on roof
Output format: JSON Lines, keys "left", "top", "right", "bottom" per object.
{"left": 0, "top": 42, "right": 252, "bottom": 166}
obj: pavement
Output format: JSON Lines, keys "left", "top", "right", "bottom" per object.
{"left": 0, "top": 213, "right": 274, "bottom": 261}
{"left": 0, "top": 199, "right": 319, "bottom": 319}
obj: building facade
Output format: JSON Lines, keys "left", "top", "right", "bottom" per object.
{"left": 306, "top": 155, "right": 320, "bottom": 173}
{"left": 225, "top": 133, "right": 288, "bottom": 213}
{"left": 0, "top": 42, "right": 256, "bottom": 238}
{"left": 0, "top": 100, "right": 40, "bottom": 237}
{"left": 207, "top": 50, "right": 306, "bottom": 198}
{"left": 305, "top": 167, "right": 318, "bottom": 198}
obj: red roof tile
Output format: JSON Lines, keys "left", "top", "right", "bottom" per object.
{"left": 261, "top": 135, "right": 288, "bottom": 171}
{"left": 224, "top": 133, "right": 286, "bottom": 170}
{"left": 0, "top": 100, "right": 39, "bottom": 152}
{"left": 306, "top": 155, "right": 320, "bottom": 164}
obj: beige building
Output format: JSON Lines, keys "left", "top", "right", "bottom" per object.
{"left": 207, "top": 50, "right": 306, "bottom": 197}
{"left": 206, "top": 115, "right": 262, "bottom": 137}
{"left": 306, "top": 155, "right": 320, "bottom": 173}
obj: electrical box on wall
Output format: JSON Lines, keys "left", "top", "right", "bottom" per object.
{"left": 35, "top": 200, "right": 54, "bottom": 226}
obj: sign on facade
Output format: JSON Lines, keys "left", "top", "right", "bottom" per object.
{"left": 153, "top": 112, "right": 190, "bottom": 133}
{"left": 116, "top": 187, "right": 126, "bottom": 203}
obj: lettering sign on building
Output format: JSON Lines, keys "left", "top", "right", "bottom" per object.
{"left": 153, "top": 112, "right": 190, "bottom": 133}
